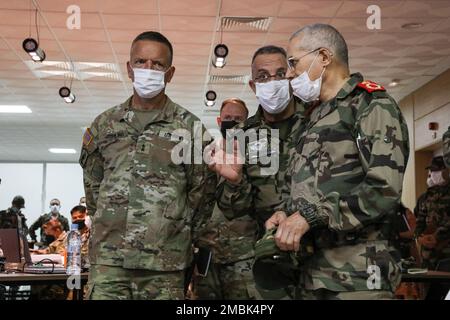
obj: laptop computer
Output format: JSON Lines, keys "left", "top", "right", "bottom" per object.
{"left": 0, "top": 228, "right": 66, "bottom": 274}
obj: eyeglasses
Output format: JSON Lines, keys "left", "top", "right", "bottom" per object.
{"left": 287, "top": 48, "right": 321, "bottom": 70}
{"left": 254, "top": 71, "right": 287, "bottom": 83}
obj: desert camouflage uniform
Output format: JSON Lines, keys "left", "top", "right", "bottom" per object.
{"left": 285, "top": 73, "right": 409, "bottom": 299}
{"left": 414, "top": 183, "right": 450, "bottom": 269}
{"left": 203, "top": 99, "right": 306, "bottom": 299}
{"left": 79, "top": 95, "right": 215, "bottom": 300}
{"left": 29, "top": 213, "right": 70, "bottom": 246}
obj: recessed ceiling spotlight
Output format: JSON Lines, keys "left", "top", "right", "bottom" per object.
{"left": 401, "top": 22, "right": 424, "bottom": 30}
{"left": 388, "top": 79, "right": 401, "bottom": 87}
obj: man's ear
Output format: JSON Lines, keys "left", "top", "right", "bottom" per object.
{"left": 127, "top": 61, "right": 133, "bottom": 81}
{"left": 249, "top": 79, "right": 256, "bottom": 94}
{"left": 165, "top": 66, "right": 176, "bottom": 83}
{"left": 216, "top": 117, "right": 221, "bottom": 127}
{"left": 319, "top": 48, "right": 333, "bottom": 67}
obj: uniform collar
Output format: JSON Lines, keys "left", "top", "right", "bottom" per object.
{"left": 335, "top": 73, "right": 364, "bottom": 100}
{"left": 118, "top": 94, "right": 176, "bottom": 125}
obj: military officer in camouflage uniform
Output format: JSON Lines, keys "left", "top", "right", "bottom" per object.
{"left": 0, "top": 195, "right": 28, "bottom": 236}
{"left": 444, "top": 126, "right": 450, "bottom": 169}
{"left": 209, "top": 45, "right": 308, "bottom": 299}
{"left": 265, "top": 24, "right": 409, "bottom": 300}
{"left": 79, "top": 31, "right": 214, "bottom": 300}
{"left": 194, "top": 97, "right": 255, "bottom": 300}
{"left": 414, "top": 156, "right": 450, "bottom": 269}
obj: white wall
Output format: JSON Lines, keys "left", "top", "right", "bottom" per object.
{"left": 0, "top": 163, "right": 84, "bottom": 241}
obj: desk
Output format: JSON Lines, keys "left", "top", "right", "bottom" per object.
{"left": 0, "top": 272, "right": 89, "bottom": 300}
{"left": 401, "top": 271, "right": 450, "bottom": 283}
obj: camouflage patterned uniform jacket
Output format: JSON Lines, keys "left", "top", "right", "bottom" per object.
{"left": 444, "top": 126, "right": 450, "bottom": 168}
{"left": 285, "top": 73, "right": 410, "bottom": 292}
{"left": 414, "top": 183, "right": 450, "bottom": 243}
{"left": 45, "top": 229, "right": 91, "bottom": 267}
{"left": 213, "top": 100, "right": 306, "bottom": 256}
{"left": 79, "top": 95, "right": 215, "bottom": 271}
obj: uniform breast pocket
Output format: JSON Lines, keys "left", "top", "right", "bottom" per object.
{"left": 135, "top": 134, "right": 187, "bottom": 184}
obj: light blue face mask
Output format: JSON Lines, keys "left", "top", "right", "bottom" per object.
{"left": 290, "top": 52, "right": 325, "bottom": 102}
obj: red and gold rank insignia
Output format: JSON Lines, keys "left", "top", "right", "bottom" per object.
{"left": 357, "top": 80, "right": 386, "bottom": 93}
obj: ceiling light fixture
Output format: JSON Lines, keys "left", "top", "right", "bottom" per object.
{"left": 49, "top": 148, "right": 77, "bottom": 154}
{"left": 205, "top": 90, "right": 217, "bottom": 107}
{"left": 23, "top": 5, "right": 46, "bottom": 62}
{"left": 22, "top": 38, "right": 46, "bottom": 62}
{"left": 388, "top": 79, "right": 401, "bottom": 87}
{"left": 59, "top": 86, "right": 76, "bottom": 103}
{"left": 0, "top": 105, "right": 32, "bottom": 113}
{"left": 401, "top": 22, "right": 424, "bottom": 30}
{"left": 212, "top": 44, "right": 229, "bottom": 68}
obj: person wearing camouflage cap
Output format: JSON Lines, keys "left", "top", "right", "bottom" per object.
{"left": 414, "top": 156, "right": 450, "bottom": 269}
{"left": 0, "top": 195, "right": 29, "bottom": 237}
{"left": 265, "top": 24, "right": 410, "bottom": 300}
{"left": 208, "top": 45, "right": 309, "bottom": 299}
{"left": 79, "top": 31, "right": 215, "bottom": 300}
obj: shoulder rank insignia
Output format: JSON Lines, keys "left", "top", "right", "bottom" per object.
{"left": 83, "top": 128, "right": 93, "bottom": 146}
{"left": 357, "top": 80, "right": 386, "bottom": 93}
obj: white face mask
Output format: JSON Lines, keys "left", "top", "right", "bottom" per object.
{"left": 255, "top": 79, "right": 291, "bottom": 114}
{"left": 427, "top": 171, "right": 446, "bottom": 187}
{"left": 290, "top": 52, "right": 325, "bottom": 102}
{"left": 50, "top": 205, "right": 60, "bottom": 214}
{"left": 132, "top": 68, "right": 166, "bottom": 99}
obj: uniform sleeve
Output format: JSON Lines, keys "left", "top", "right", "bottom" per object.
{"left": 29, "top": 215, "right": 43, "bottom": 241}
{"left": 62, "top": 217, "right": 70, "bottom": 231}
{"left": 216, "top": 175, "right": 254, "bottom": 220}
{"left": 414, "top": 194, "right": 427, "bottom": 237}
{"left": 187, "top": 124, "right": 216, "bottom": 239}
{"left": 294, "top": 96, "right": 410, "bottom": 233}
{"left": 79, "top": 122, "right": 104, "bottom": 217}
{"left": 444, "top": 126, "right": 450, "bottom": 169}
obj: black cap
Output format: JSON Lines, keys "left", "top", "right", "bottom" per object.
{"left": 426, "top": 156, "right": 446, "bottom": 172}
{"left": 12, "top": 195, "right": 25, "bottom": 209}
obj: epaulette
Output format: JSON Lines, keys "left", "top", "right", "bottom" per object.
{"left": 357, "top": 80, "right": 386, "bottom": 93}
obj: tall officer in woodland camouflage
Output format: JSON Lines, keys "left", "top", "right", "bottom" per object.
{"left": 265, "top": 24, "right": 410, "bottom": 299}
{"left": 79, "top": 31, "right": 214, "bottom": 300}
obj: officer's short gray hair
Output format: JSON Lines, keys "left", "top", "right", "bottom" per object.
{"left": 290, "top": 23, "right": 349, "bottom": 68}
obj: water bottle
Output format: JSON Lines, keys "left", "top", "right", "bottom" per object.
{"left": 0, "top": 239, "right": 5, "bottom": 272}
{"left": 66, "top": 224, "right": 81, "bottom": 275}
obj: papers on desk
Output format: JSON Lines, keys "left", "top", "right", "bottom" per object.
{"left": 30, "top": 254, "right": 63, "bottom": 265}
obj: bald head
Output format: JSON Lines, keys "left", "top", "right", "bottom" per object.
{"left": 290, "top": 23, "right": 349, "bottom": 69}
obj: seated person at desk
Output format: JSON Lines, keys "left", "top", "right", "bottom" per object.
{"left": 33, "top": 205, "right": 91, "bottom": 269}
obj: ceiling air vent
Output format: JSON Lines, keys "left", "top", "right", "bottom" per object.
{"left": 208, "top": 74, "right": 250, "bottom": 84}
{"left": 220, "top": 16, "right": 273, "bottom": 32}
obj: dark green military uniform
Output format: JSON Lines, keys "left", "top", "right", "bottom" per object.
{"left": 29, "top": 213, "right": 70, "bottom": 246}
{"left": 80, "top": 95, "right": 215, "bottom": 300}
{"left": 0, "top": 207, "right": 28, "bottom": 236}
{"left": 414, "top": 183, "right": 450, "bottom": 269}
{"left": 206, "top": 99, "right": 306, "bottom": 299}
{"left": 285, "top": 73, "right": 409, "bottom": 299}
